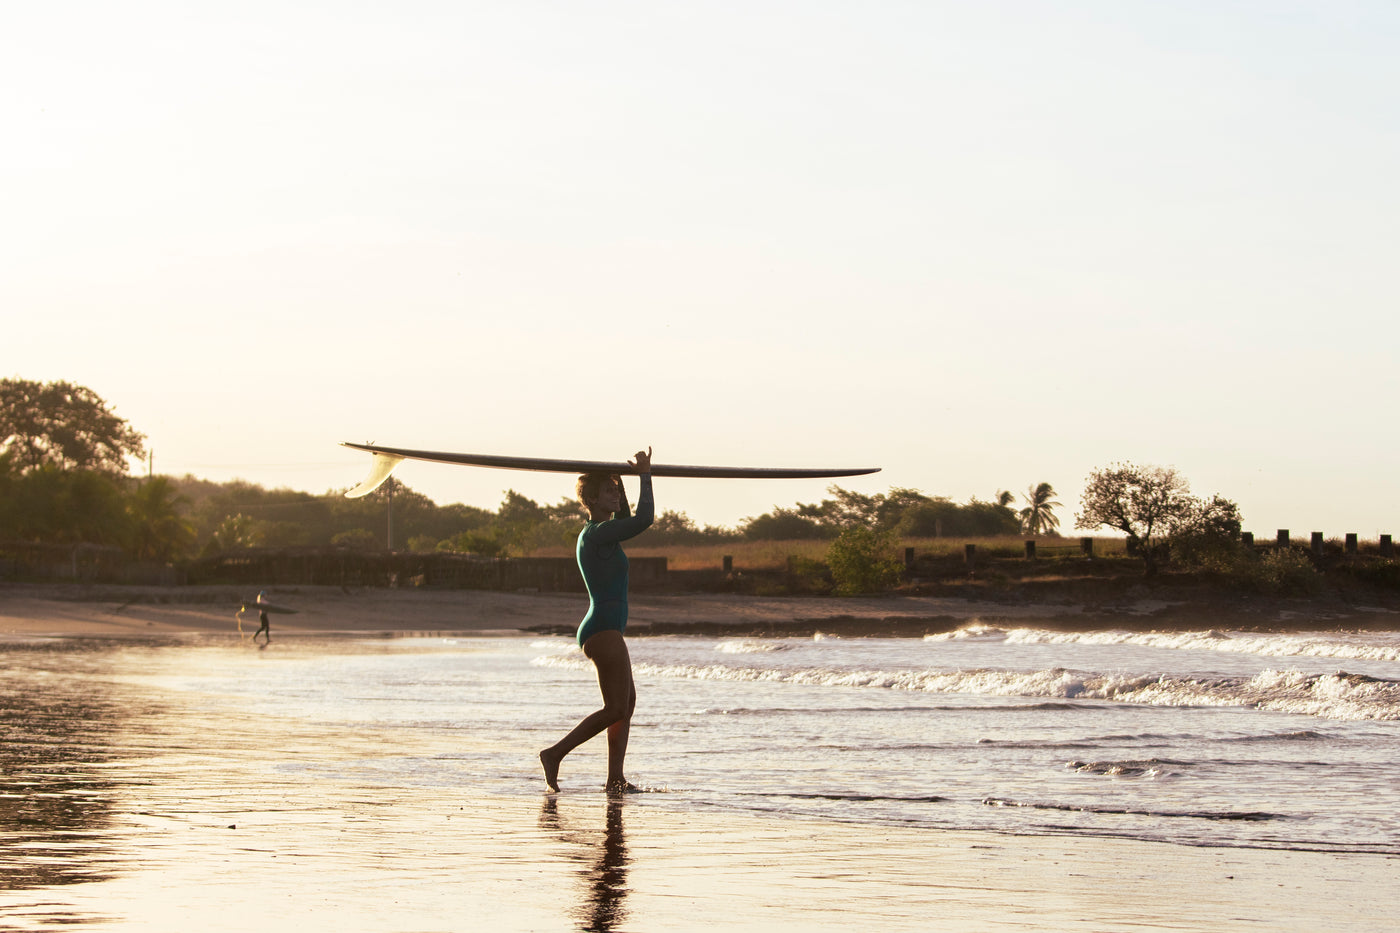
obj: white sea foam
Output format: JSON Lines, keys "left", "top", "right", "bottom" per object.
{"left": 995, "top": 627, "right": 1400, "bottom": 662}
{"left": 1067, "top": 759, "right": 1175, "bottom": 778}
{"left": 922, "top": 621, "right": 1008, "bottom": 642}
{"left": 715, "top": 640, "right": 785, "bottom": 654}
{"left": 531, "top": 655, "right": 1400, "bottom": 721}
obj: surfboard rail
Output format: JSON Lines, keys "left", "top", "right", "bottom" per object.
{"left": 340, "top": 442, "right": 879, "bottom": 498}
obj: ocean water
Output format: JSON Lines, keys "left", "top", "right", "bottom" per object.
{"left": 540, "top": 624, "right": 1400, "bottom": 853}
{"left": 3, "top": 620, "right": 1396, "bottom": 887}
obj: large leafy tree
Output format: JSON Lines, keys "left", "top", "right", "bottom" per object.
{"left": 2, "top": 466, "right": 130, "bottom": 546}
{"left": 742, "top": 507, "right": 832, "bottom": 541}
{"left": 490, "top": 489, "right": 577, "bottom": 555}
{"left": 1019, "top": 482, "right": 1062, "bottom": 536}
{"left": 0, "top": 378, "right": 146, "bottom": 474}
{"left": 796, "top": 486, "right": 882, "bottom": 530}
{"left": 1170, "top": 495, "right": 1245, "bottom": 568}
{"left": 894, "top": 495, "right": 1020, "bottom": 538}
{"left": 874, "top": 488, "right": 935, "bottom": 530}
{"left": 1075, "top": 463, "right": 1236, "bottom": 576}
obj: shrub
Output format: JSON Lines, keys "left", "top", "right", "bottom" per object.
{"left": 826, "top": 526, "right": 903, "bottom": 596}
{"left": 444, "top": 529, "right": 508, "bottom": 557}
{"left": 1341, "top": 558, "right": 1400, "bottom": 589}
{"left": 331, "top": 528, "right": 378, "bottom": 550}
{"left": 786, "top": 555, "right": 832, "bottom": 595}
{"left": 1227, "top": 549, "right": 1323, "bottom": 596}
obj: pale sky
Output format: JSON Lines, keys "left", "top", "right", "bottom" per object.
{"left": 5, "top": 1, "right": 1398, "bottom": 536}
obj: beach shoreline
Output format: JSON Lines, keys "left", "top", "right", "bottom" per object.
{"left": 13, "top": 779, "right": 1398, "bottom": 932}
{"left": 4, "top": 581, "right": 1400, "bottom": 640}
{"left": 5, "top": 583, "right": 1398, "bottom": 931}
{"left": 66, "top": 793, "right": 1400, "bottom": 932}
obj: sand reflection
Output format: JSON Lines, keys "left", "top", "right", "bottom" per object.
{"left": 540, "top": 796, "right": 631, "bottom": 932}
{"left": 0, "top": 645, "right": 129, "bottom": 887}
{"left": 0, "top": 642, "right": 143, "bottom": 927}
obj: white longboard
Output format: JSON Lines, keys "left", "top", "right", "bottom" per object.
{"left": 341, "top": 442, "right": 879, "bottom": 498}
{"left": 238, "top": 601, "right": 298, "bottom": 615}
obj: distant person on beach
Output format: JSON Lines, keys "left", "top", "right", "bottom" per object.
{"left": 540, "top": 447, "right": 654, "bottom": 794}
{"left": 253, "top": 589, "right": 271, "bottom": 644}
{"left": 253, "top": 609, "right": 271, "bottom": 644}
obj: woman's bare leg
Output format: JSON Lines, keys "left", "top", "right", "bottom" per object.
{"left": 540, "top": 630, "right": 635, "bottom": 791}
{"left": 605, "top": 680, "right": 638, "bottom": 791}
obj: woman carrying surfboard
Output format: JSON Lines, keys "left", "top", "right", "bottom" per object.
{"left": 540, "top": 447, "right": 654, "bottom": 794}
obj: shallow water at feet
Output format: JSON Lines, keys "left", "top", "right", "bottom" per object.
{"left": 2, "top": 625, "right": 1398, "bottom": 928}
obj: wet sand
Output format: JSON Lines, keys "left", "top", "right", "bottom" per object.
{"left": 3, "top": 583, "right": 1398, "bottom": 931}
{"left": 5, "top": 581, "right": 1398, "bottom": 641}
{"left": 0, "top": 582, "right": 1062, "bottom": 639}
{"left": 22, "top": 792, "right": 1397, "bottom": 932}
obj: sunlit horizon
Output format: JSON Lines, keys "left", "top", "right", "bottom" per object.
{"left": 7, "top": 2, "right": 1398, "bottom": 538}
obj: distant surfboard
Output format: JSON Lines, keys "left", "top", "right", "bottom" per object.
{"left": 341, "top": 442, "right": 880, "bottom": 499}
{"left": 239, "top": 600, "right": 298, "bottom": 615}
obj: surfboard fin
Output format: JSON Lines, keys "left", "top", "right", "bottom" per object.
{"left": 345, "top": 451, "right": 405, "bottom": 498}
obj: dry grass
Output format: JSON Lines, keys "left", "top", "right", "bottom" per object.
{"left": 532, "top": 536, "right": 1127, "bottom": 571}
{"left": 628, "top": 540, "right": 827, "bottom": 571}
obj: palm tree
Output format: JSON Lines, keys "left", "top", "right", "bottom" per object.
{"left": 127, "top": 477, "right": 196, "bottom": 562}
{"left": 1019, "top": 482, "right": 1062, "bottom": 536}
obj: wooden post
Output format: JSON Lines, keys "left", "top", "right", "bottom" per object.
{"left": 1382, "top": 535, "right": 1393, "bottom": 558}
{"left": 1346, "top": 533, "right": 1358, "bottom": 554}
{"left": 1025, "top": 540, "right": 1036, "bottom": 560}
{"left": 1277, "top": 529, "right": 1290, "bottom": 549}
{"left": 964, "top": 543, "right": 976, "bottom": 566}
{"left": 1311, "top": 532, "right": 1324, "bottom": 556}
{"left": 1080, "top": 537, "right": 1094, "bottom": 558}
{"left": 904, "top": 547, "right": 915, "bottom": 569}
{"left": 722, "top": 555, "right": 733, "bottom": 573}
{"left": 1241, "top": 532, "right": 1254, "bottom": 549}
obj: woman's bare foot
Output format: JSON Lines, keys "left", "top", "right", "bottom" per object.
{"left": 540, "top": 749, "right": 561, "bottom": 792}
{"left": 606, "top": 778, "right": 641, "bottom": 796}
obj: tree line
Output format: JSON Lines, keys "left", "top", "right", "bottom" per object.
{"left": 8, "top": 378, "right": 1369, "bottom": 597}
{"left": 1, "top": 379, "right": 1076, "bottom": 565}
{"left": 14, "top": 378, "right": 1320, "bottom": 592}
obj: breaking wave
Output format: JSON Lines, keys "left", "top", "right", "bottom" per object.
{"left": 532, "top": 655, "right": 1400, "bottom": 721}
{"left": 982, "top": 797, "right": 1280, "bottom": 822}
{"left": 925, "top": 625, "right": 1400, "bottom": 662}
{"left": 715, "top": 640, "right": 789, "bottom": 654}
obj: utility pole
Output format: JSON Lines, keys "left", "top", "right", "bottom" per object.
{"left": 386, "top": 476, "right": 394, "bottom": 551}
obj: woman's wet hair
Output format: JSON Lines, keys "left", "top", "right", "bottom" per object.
{"left": 576, "top": 472, "right": 615, "bottom": 509}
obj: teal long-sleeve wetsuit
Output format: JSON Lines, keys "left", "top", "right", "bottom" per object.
{"left": 575, "top": 474, "right": 654, "bottom": 647}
